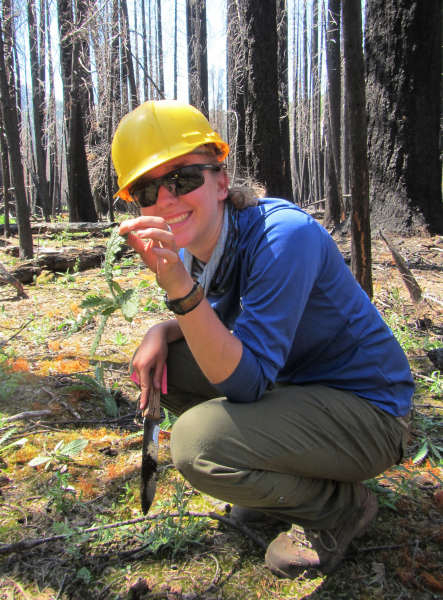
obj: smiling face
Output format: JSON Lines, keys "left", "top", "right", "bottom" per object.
{"left": 138, "top": 153, "right": 229, "bottom": 262}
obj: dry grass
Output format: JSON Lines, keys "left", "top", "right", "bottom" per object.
{"left": 0, "top": 230, "right": 442, "bottom": 599}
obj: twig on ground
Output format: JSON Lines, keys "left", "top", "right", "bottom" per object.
{"left": 210, "top": 512, "right": 268, "bottom": 551}
{"left": 55, "top": 574, "right": 67, "bottom": 600}
{"left": 202, "top": 553, "right": 221, "bottom": 593}
{"left": 357, "top": 535, "right": 437, "bottom": 553}
{"left": 59, "top": 401, "right": 81, "bottom": 420}
{"left": 40, "top": 414, "right": 134, "bottom": 426}
{"left": 0, "top": 510, "right": 268, "bottom": 556}
{"left": 423, "top": 294, "right": 443, "bottom": 307}
{"left": 1, "top": 410, "right": 52, "bottom": 423}
{"left": 0, "top": 319, "right": 34, "bottom": 348}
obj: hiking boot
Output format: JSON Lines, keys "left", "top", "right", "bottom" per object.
{"left": 265, "top": 484, "right": 379, "bottom": 578}
{"left": 230, "top": 505, "right": 282, "bottom": 527}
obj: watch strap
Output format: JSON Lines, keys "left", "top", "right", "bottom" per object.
{"left": 164, "top": 281, "right": 204, "bottom": 315}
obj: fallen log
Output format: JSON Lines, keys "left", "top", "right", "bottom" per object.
{"left": 8, "top": 245, "right": 134, "bottom": 283}
{"left": 0, "top": 261, "right": 26, "bottom": 296}
{"left": 0, "top": 222, "right": 117, "bottom": 236}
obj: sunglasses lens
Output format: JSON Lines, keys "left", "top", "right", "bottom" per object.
{"left": 129, "top": 165, "right": 212, "bottom": 207}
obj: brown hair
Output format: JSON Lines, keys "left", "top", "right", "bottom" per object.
{"left": 195, "top": 144, "right": 263, "bottom": 210}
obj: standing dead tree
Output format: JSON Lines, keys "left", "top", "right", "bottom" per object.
{"left": 186, "top": 0, "right": 209, "bottom": 119}
{"left": 324, "top": 0, "right": 342, "bottom": 227}
{"left": 343, "top": 0, "right": 372, "bottom": 298}
{"left": 0, "top": 11, "right": 33, "bottom": 258}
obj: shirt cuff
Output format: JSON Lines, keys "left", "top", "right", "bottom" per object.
{"left": 213, "top": 344, "right": 265, "bottom": 403}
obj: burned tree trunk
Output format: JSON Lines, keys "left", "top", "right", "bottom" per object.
{"left": 227, "top": 0, "right": 246, "bottom": 177}
{"left": 324, "top": 0, "right": 342, "bottom": 227}
{"left": 242, "top": 0, "right": 286, "bottom": 198}
{"left": 186, "top": 0, "right": 209, "bottom": 118}
{"left": 27, "top": 0, "right": 51, "bottom": 221}
{"left": 277, "top": 0, "right": 293, "bottom": 201}
{"left": 0, "top": 13, "right": 33, "bottom": 259}
{"left": 343, "top": 0, "right": 372, "bottom": 298}
{"left": 57, "top": 0, "right": 96, "bottom": 223}
{"left": 366, "top": 0, "right": 443, "bottom": 235}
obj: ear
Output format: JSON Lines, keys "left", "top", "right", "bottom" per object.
{"left": 216, "top": 169, "right": 229, "bottom": 202}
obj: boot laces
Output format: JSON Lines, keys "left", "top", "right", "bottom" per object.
{"left": 288, "top": 525, "right": 338, "bottom": 552}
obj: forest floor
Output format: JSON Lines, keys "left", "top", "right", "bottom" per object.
{"left": 0, "top": 221, "right": 442, "bottom": 600}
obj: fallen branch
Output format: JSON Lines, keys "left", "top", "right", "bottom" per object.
{"left": 0, "top": 509, "right": 268, "bottom": 556}
{"left": 0, "top": 261, "right": 26, "bottom": 296}
{"left": 1, "top": 410, "right": 52, "bottom": 423}
{"left": 423, "top": 294, "right": 443, "bottom": 308}
{"left": 357, "top": 535, "right": 437, "bottom": 553}
{"left": 9, "top": 245, "right": 133, "bottom": 283}
{"left": 0, "top": 222, "right": 117, "bottom": 236}
{"left": 380, "top": 231, "right": 423, "bottom": 304}
{"left": 0, "top": 318, "right": 34, "bottom": 349}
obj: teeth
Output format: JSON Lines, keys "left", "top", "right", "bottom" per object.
{"left": 167, "top": 213, "right": 190, "bottom": 225}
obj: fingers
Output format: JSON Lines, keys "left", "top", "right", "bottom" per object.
{"left": 153, "top": 361, "right": 165, "bottom": 392}
{"left": 138, "top": 366, "right": 151, "bottom": 411}
{"left": 118, "top": 217, "right": 171, "bottom": 237}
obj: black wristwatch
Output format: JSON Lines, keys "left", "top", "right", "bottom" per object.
{"left": 164, "top": 281, "right": 204, "bottom": 315}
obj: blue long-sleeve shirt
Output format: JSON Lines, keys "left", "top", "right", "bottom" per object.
{"left": 206, "top": 198, "right": 413, "bottom": 417}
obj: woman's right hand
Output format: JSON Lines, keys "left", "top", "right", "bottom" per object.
{"left": 133, "top": 323, "right": 169, "bottom": 411}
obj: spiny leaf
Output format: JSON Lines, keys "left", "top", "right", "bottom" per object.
{"left": 105, "top": 228, "right": 126, "bottom": 284}
{"left": 59, "top": 439, "right": 89, "bottom": 458}
{"left": 90, "top": 314, "right": 110, "bottom": 357}
{"left": 104, "top": 394, "right": 118, "bottom": 417}
{"left": 120, "top": 288, "right": 140, "bottom": 321}
{"left": 102, "top": 306, "right": 118, "bottom": 316}
{"left": 0, "top": 427, "right": 16, "bottom": 447}
{"left": 112, "top": 280, "right": 123, "bottom": 295}
{"left": 413, "top": 439, "right": 428, "bottom": 464}
{"left": 80, "top": 294, "right": 113, "bottom": 309}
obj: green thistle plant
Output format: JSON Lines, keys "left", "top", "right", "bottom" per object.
{"left": 80, "top": 228, "right": 140, "bottom": 356}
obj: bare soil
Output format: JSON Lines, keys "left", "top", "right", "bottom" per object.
{"left": 0, "top": 226, "right": 442, "bottom": 600}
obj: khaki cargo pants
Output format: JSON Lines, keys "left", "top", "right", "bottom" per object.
{"left": 137, "top": 338, "right": 410, "bottom": 530}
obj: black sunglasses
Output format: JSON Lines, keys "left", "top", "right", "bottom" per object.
{"left": 128, "top": 164, "right": 221, "bottom": 208}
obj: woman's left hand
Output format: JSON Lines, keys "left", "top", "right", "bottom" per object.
{"left": 118, "top": 217, "right": 192, "bottom": 296}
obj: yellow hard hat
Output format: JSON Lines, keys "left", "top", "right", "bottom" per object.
{"left": 112, "top": 100, "right": 230, "bottom": 200}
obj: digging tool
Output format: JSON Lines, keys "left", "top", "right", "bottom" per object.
{"left": 135, "top": 366, "right": 167, "bottom": 515}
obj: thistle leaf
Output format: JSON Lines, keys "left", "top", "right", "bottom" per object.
{"left": 120, "top": 288, "right": 140, "bottom": 322}
{"left": 104, "top": 394, "right": 118, "bottom": 418}
{"left": 105, "top": 228, "right": 126, "bottom": 284}
{"left": 29, "top": 456, "right": 52, "bottom": 467}
{"left": 90, "top": 314, "right": 110, "bottom": 356}
{"left": 112, "top": 281, "right": 123, "bottom": 296}
{"left": 59, "top": 438, "right": 89, "bottom": 458}
{"left": 413, "top": 439, "right": 428, "bottom": 464}
{"left": 80, "top": 295, "right": 113, "bottom": 309}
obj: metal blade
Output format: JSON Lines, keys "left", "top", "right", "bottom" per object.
{"left": 140, "top": 417, "right": 159, "bottom": 515}
{"left": 140, "top": 372, "right": 160, "bottom": 515}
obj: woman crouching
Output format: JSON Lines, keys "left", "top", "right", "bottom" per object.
{"left": 112, "top": 100, "right": 414, "bottom": 579}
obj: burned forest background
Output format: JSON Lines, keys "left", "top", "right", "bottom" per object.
{"left": 0, "top": 0, "right": 442, "bottom": 268}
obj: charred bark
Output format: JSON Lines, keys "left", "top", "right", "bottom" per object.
{"left": 186, "top": 0, "right": 209, "bottom": 118}
{"left": 277, "top": 0, "right": 293, "bottom": 201}
{"left": 325, "top": 0, "right": 342, "bottom": 222}
{"left": 343, "top": 0, "right": 372, "bottom": 298}
{"left": 227, "top": 0, "right": 246, "bottom": 177}
{"left": 242, "top": 0, "right": 286, "bottom": 198}
{"left": 0, "top": 13, "right": 33, "bottom": 259}
{"left": 27, "top": 0, "right": 51, "bottom": 221}
{"left": 366, "top": 0, "right": 443, "bottom": 235}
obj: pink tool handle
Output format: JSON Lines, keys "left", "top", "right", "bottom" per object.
{"left": 130, "top": 365, "right": 168, "bottom": 394}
